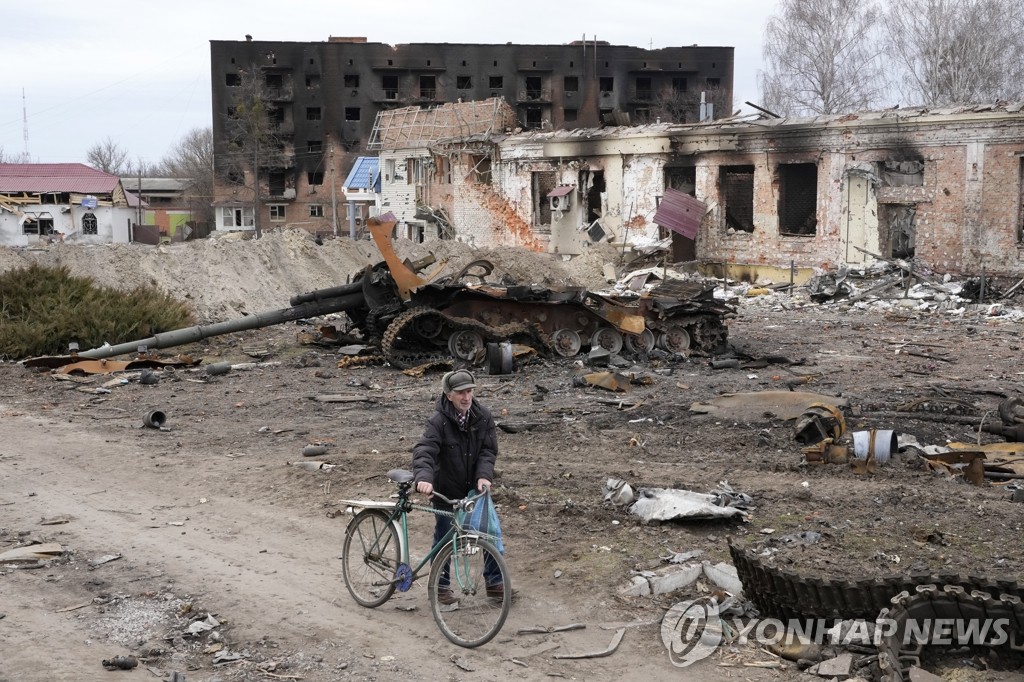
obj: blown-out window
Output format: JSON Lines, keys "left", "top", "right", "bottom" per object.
{"left": 778, "top": 163, "right": 818, "bottom": 235}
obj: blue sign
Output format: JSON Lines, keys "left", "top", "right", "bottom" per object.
{"left": 82, "top": 195, "right": 98, "bottom": 209}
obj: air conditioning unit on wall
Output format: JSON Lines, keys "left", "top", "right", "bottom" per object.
{"left": 549, "top": 194, "right": 571, "bottom": 212}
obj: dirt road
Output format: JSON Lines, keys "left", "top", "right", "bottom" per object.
{"left": 3, "top": 297, "right": 1024, "bottom": 681}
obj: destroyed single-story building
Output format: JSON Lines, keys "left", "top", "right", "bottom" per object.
{"left": 382, "top": 100, "right": 1024, "bottom": 277}
{"left": 0, "top": 163, "right": 137, "bottom": 246}
{"left": 118, "top": 176, "right": 200, "bottom": 242}
{"left": 371, "top": 98, "right": 520, "bottom": 243}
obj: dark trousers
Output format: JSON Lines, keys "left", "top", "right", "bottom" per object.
{"left": 433, "top": 509, "right": 503, "bottom": 589}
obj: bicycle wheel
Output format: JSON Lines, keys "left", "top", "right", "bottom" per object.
{"left": 428, "top": 536, "right": 511, "bottom": 648}
{"left": 342, "top": 509, "right": 399, "bottom": 607}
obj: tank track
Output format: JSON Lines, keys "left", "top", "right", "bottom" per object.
{"left": 381, "top": 307, "right": 552, "bottom": 369}
{"left": 682, "top": 314, "right": 730, "bottom": 355}
{"left": 729, "top": 543, "right": 1024, "bottom": 623}
{"left": 363, "top": 302, "right": 403, "bottom": 345}
{"left": 877, "top": 585, "right": 1024, "bottom": 681}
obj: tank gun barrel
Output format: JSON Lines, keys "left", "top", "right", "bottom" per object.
{"left": 79, "top": 292, "right": 366, "bottom": 359}
{"left": 289, "top": 280, "right": 364, "bottom": 306}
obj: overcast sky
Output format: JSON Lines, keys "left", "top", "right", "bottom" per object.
{"left": 0, "top": 0, "right": 781, "bottom": 168}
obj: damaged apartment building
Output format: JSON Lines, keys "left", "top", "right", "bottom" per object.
{"left": 378, "top": 99, "right": 1024, "bottom": 277}
{"left": 208, "top": 36, "right": 732, "bottom": 235}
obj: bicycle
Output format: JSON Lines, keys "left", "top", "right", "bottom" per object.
{"left": 340, "top": 468, "right": 512, "bottom": 648}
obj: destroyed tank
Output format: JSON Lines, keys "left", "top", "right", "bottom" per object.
{"left": 342, "top": 218, "right": 734, "bottom": 368}
{"left": 77, "top": 217, "right": 734, "bottom": 366}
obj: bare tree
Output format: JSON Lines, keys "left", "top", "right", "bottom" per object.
{"left": 885, "top": 0, "right": 1024, "bottom": 106}
{"left": 86, "top": 137, "right": 131, "bottom": 175}
{"left": 759, "top": 0, "right": 886, "bottom": 117}
{"left": 0, "top": 145, "right": 31, "bottom": 163}
{"left": 159, "top": 127, "right": 215, "bottom": 227}
{"left": 218, "top": 66, "right": 289, "bottom": 239}
{"left": 651, "top": 84, "right": 732, "bottom": 123}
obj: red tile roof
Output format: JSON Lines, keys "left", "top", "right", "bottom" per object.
{"left": 0, "top": 163, "right": 121, "bottom": 194}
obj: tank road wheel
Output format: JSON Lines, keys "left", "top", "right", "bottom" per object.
{"left": 551, "top": 328, "right": 582, "bottom": 357}
{"left": 624, "top": 329, "right": 655, "bottom": 354}
{"left": 448, "top": 330, "right": 485, "bottom": 362}
{"left": 590, "top": 327, "right": 624, "bottom": 354}
{"left": 411, "top": 312, "right": 445, "bottom": 340}
{"left": 657, "top": 326, "right": 691, "bottom": 354}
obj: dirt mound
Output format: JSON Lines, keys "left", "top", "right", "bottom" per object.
{"left": 0, "top": 230, "right": 617, "bottom": 322}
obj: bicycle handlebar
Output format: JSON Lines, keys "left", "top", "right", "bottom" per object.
{"left": 429, "top": 489, "right": 487, "bottom": 510}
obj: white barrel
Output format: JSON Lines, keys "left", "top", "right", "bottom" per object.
{"left": 852, "top": 429, "right": 897, "bottom": 465}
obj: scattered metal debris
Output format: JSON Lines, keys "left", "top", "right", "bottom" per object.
{"left": 101, "top": 655, "right": 138, "bottom": 670}
{"left": 517, "top": 623, "right": 586, "bottom": 635}
{"left": 581, "top": 371, "right": 632, "bottom": 393}
{"left": 143, "top": 410, "right": 167, "bottom": 429}
{"left": 204, "top": 362, "right": 232, "bottom": 377}
{"left": 629, "top": 483, "right": 753, "bottom": 522}
{"left": 802, "top": 440, "right": 850, "bottom": 465}
{"left": 301, "top": 444, "right": 329, "bottom": 457}
{"left": 690, "top": 391, "right": 849, "bottom": 421}
{"left": 793, "top": 403, "right": 846, "bottom": 445}
{"left": 660, "top": 549, "right": 703, "bottom": 564}
{"left": 602, "top": 478, "right": 635, "bottom": 506}
{"left": 552, "top": 628, "right": 625, "bottom": 660}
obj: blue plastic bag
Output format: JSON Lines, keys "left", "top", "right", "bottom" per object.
{"left": 464, "top": 489, "right": 505, "bottom": 554}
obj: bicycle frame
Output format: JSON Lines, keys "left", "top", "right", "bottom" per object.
{"left": 342, "top": 484, "right": 486, "bottom": 591}
{"left": 342, "top": 474, "right": 511, "bottom": 648}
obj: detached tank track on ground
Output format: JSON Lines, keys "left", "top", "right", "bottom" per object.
{"left": 877, "top": 584, "right": 1024, "bottom": 681}
{"left": 380, "top": 307, "right": 552, "bottom": 369}
{"left": 729, "top": 543, "right": 1024, "bottom": 623}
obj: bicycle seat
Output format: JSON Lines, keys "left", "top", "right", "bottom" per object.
{"left": 387, "top": 469, "right": 414, "bottom": 484}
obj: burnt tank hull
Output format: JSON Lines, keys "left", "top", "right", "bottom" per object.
{"left": 76, "top": 217, "right": 733, "bottom": 366}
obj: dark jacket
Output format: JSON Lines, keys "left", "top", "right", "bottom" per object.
{"left": 412, "top": 395, "right": 497, "bottom": 501}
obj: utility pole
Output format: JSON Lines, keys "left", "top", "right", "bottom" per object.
{"left": 330, "top": 141, "right": 338, "bottom": 237}
{"left": 253, "top": 136, "right": 261, "bottom": 239}
{"left": 136, "top": 163, "right": 143, "bottom": 229}
{"left": 21, "top": 88, "right": 30, "bottom": 162}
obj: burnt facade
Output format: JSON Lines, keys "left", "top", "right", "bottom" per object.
{"left": 209, "top": 37, "right": 734, "bottom": 235}
{"left": 378, "top": 102, "right": 1024, "bottom": 277}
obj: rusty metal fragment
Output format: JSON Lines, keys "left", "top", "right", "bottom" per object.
{"left": 652, "top": 188, "right": 705, "bottom": 239}
{"left": 922, "top": 450, "right": 987, "bottom": 485}
{"left": 582, "top": 372, "right": 632, "bottom": 393}
{"left": 337, "top": 355, "right": 384, "bottom": 369}
{"left": 793, "top": 403, "right": 846, "bottom": 445}
{"left": 368, "top": 214, "right": 427, "bottom": 300}
{"left": 802, "top": 440, "right": 849, "bottom": 465}
{"left": 55, "top": 357, "right": 194, "bottom": 376}
{"left": 691, "top": 391, "right": 849, "bottom": 421}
